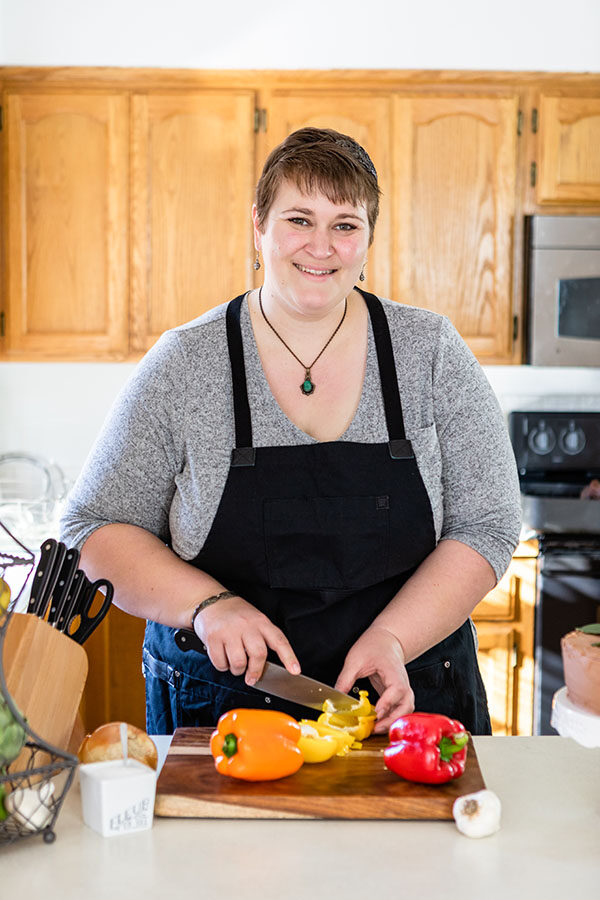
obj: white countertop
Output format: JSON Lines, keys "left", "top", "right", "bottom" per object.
{"left": 3, "top": 736, "right": 599, "bottom": 898}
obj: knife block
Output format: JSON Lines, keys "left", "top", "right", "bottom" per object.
{"left": 3, "top": 613, "right": 88, "bottom": 772}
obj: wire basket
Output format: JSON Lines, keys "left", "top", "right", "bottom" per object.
{"left": 0, "top": 520, "right": 79, "bottom": 847}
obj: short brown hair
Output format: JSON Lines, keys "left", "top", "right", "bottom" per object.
{"left": 255, "top": 127, "right": 381, "bottom": 245}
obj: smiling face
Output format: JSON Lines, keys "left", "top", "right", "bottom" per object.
{"left": 252, "top": 180, "right": 370, "bottom": 319}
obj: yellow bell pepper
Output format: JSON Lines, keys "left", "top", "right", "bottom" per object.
{"left": 317, "top": 690, "right": 377, "bottom": 743}
{"left": 297, "top": 723, "right": 339, "bottom": 763}
{"left": 298, "top": 719, "right": 355, "bottom": 756}
{"left": 322, "top": 689, "right": 376, "bottom": 718}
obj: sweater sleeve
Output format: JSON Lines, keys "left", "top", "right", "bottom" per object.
{"left": 432, "top": 317, "right": 522, "bottom": 582}
{"left": 59, "top": 330, "right": 187, "bottom": 551}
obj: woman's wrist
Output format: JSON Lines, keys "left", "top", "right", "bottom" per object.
{"left": 190, "top": 590, "right": 238, "bottom": 633}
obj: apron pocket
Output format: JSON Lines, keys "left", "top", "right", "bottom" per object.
{"left": 407, "top": 658, "right": 457, "bottom": 720}
{"left": 264, "top": 494, "right": 390, "bottom": 591}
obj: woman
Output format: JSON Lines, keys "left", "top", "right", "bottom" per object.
{"left": 61, "top": 127, "right": 521, "bottom": 736}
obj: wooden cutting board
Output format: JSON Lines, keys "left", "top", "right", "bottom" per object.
{"left": 2, "top": 613, "right": 88, "bottom": 770}
{"left": 155, "top": 727, "right": 486, "bottom": 820}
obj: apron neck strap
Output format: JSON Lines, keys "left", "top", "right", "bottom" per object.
{"left": 225, "top": 288, "right": 410, "bottom": 459}
{"left": 226, "top": 295, "right": 256, "bottom": 465}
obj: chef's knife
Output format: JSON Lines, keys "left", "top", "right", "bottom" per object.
{"left": 47, "top": 547, "right": 80, "bottom": 627}
{"left": 27, "top": 539, "right": 62, "bottom": 617}
{"left": 174, "top": 628, "right": 357, "bottom": 712}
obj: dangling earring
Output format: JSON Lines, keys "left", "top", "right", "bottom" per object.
{"left": 254, "top": 252, "right": 261, "bottom": 271}
{"left": 359, "top": 265, "right": 366, "bottom": 282}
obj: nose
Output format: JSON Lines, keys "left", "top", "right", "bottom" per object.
{"left": 305, "top": 227, "right": 334, "bottom": 259}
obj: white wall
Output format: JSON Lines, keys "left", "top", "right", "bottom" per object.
{"left": 1, "top": 0, "right": 600, "bottom": 70}
{"left": 1, "top": 0, "right": 599, "bottom": 483}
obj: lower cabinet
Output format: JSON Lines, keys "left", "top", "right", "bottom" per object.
{"left": 473, "top": 543, "right": 537, "bottom": 735}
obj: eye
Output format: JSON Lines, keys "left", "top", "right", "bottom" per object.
{"left": 335, "top": 223, "right": 357, "bottom": 231}
{"left": 288, "top": 217, "right": 309, "bottom": 226}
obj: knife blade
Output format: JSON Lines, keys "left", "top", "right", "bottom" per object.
{"left": 173, "top": 628, "right": 357, "bottom": 712}
{"left": 47, "top": 546, "right": 80, "bottom": 627}
{"left": 27, "top": 539, "right": 62, "bottom": 617}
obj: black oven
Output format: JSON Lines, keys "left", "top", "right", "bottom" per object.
{"left": 509, "top": 411, "right": 600, "bottom": 734}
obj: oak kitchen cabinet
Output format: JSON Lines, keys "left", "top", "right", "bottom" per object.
{"left": 535, "top": 93, "right": 600, "bottom": 206}
{"left": 1, "top": 69, "right": 599, "bottom": 365}
{"left": 472, "top": 541, "right": 537, "bottom": 735}
{"left": 3, "top": 91, "right": 129, "bottom": 358}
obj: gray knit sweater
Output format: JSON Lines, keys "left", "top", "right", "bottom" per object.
{"left": 60, "top": 295, "right": 521, "bottom": 582}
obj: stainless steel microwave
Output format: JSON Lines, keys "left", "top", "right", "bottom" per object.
{"left": 527, "top": 216, "right": 600, "bottom": 367}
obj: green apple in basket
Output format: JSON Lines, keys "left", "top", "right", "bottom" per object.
{"left": 0, "top": 694, "right": 27, "bottom": 821}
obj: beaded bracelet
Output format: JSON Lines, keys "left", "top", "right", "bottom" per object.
{"left": 190, "top": 590, "right": 238, "bottom": 632}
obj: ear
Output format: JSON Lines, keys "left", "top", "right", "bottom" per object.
{"left": 251, "top": 204, "right": 262, "bottom": 251}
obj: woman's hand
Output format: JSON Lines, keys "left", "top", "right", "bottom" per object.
{"left": 335, "top": 625, "right": 414, "bottom": 734}
{"left": 194, "top": 594, "right": 301, "bottom": 686}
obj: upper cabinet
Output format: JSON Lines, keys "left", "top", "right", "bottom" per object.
{"left": 130, "top": 92, "right": 256, "bottom": 353}
{"left": 3, "top": 92, "right": 129, "bottom": 358}
{"left": 392, "top": 95, "right": 519, "bottom": 361}
{"left": 536, "top": 94, "right": 600, "bottom": 205}
{"left": 1, "top": 69, "right": 598, "bottom": 364}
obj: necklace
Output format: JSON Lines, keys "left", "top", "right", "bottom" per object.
{"left": 258, "top": 287, "right": 348, "bottom": 395}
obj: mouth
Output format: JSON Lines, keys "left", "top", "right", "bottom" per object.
{"left": 293, "top": 263, "right": 337, "bottom": 278}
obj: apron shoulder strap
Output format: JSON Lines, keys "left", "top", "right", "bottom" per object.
{"left": 225, "top": 294, "right": 256, "bottom": 466}
{"left": 356, "top": 288, "right": 413, "bottom": 457}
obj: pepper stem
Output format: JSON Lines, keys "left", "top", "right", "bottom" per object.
{"left": 222, "top": 732, "right": 238, "bottom": 758}
{"left": 438, "top": 732, "right": 468, "bottom": 762}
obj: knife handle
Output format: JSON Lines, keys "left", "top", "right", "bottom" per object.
{"left": 174, "top": 629, "right": 207, "bottom": 654}
{"left": 28, "top": 539, "right": 60, "bottom": 616}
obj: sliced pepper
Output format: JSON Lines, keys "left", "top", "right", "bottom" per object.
{"left": 322, "top": 689, "right": 376, "bottom": 718}
{"left": 210, "top": 709, "right": 303, "bottom": 782}
{"left": 298, "top": 719, "right": 355, "bottom": 756}
{"left": 317, "top": 689, "right": 377, "bottom": 743}
{"left": 383, "top": 712, "right": 469, "bottom": 785}
{"left": 297, "top": 723, "right": 338, "bottom": 764}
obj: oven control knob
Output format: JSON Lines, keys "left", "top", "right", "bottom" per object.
{"left": 527, "top": 423, "right": 556, "bottom": 455}
{"left": 559, "top": 424, "right": 586, "bottom": 456}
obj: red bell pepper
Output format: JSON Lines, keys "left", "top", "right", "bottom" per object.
{"left": 383, "top": 713, "right": 469, "bottom": 784}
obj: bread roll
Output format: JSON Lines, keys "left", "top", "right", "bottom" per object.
{"left": 78, "top": 722, "right": 158, "bottom": 770}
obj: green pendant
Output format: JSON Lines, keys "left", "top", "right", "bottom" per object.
{"left": 301, "top": 371, "right": 315, "bottom": 395}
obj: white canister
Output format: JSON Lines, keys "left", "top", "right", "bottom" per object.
{"left": 79, "top": 759, "right": 157, "bottom": 837}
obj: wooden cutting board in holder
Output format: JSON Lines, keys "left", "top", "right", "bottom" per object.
{"left": 2, "top": 613, "right": 88, "bottom": 771}
{"left": 155, "top": 727, "right": 486, "bottom": 820}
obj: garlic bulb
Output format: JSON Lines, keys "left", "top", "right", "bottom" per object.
{"left": 452, "top": 789, "right": 501, "bottom": 838}
{"left": 4, "top": 781, "right": 55, "bottom": 832}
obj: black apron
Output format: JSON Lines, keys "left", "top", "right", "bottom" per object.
{"left": 143, "top": 289, "right": 491, "bottom": 735}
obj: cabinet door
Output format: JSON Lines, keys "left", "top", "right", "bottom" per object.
{"left": 4, "top": 92, "right": 129, "bottom": 358}
{"left": 393, "top": 95, "right": 519, "bottom": 362}
{"left": 264, "top": 94, "right": 392, "bottom": 299}
{"left": 130, "top": 92, "right": 256, "bottom": 352}
{"left": 476, "top": 623, "right": 517, "bottom": 735}
{"left": 537, "top": 95, "right": 600, "bottom": 204}
{"left": 80, "top": 606, "right": 146, "bottom": 733}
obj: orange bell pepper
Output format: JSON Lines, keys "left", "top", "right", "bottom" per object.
{"left": 210, "top": 709, "right": 304, "bottom": 781}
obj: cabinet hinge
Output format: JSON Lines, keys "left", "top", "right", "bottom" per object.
{"left": 0, "top": 312, "right": 5, "bottom": 338}
{"left": 512, "top": 642, "right": 519, "bottom": 669}
{"left": 530, "top": 161, "right": 537, "bottom": 187}
{"left": 531, "top": 108, "right": 538, "bottom": 134}
{"left": 0, "top": 106, "right": 3, "bottom": 132}
{"left": 517, "top": 110, "right": 523, "bottom": 136}
{"left": 512, "top": 315, "right": 519, "bottom": 342}
{"left": 254, "top": 108, "right": 267, "bottom": 133}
